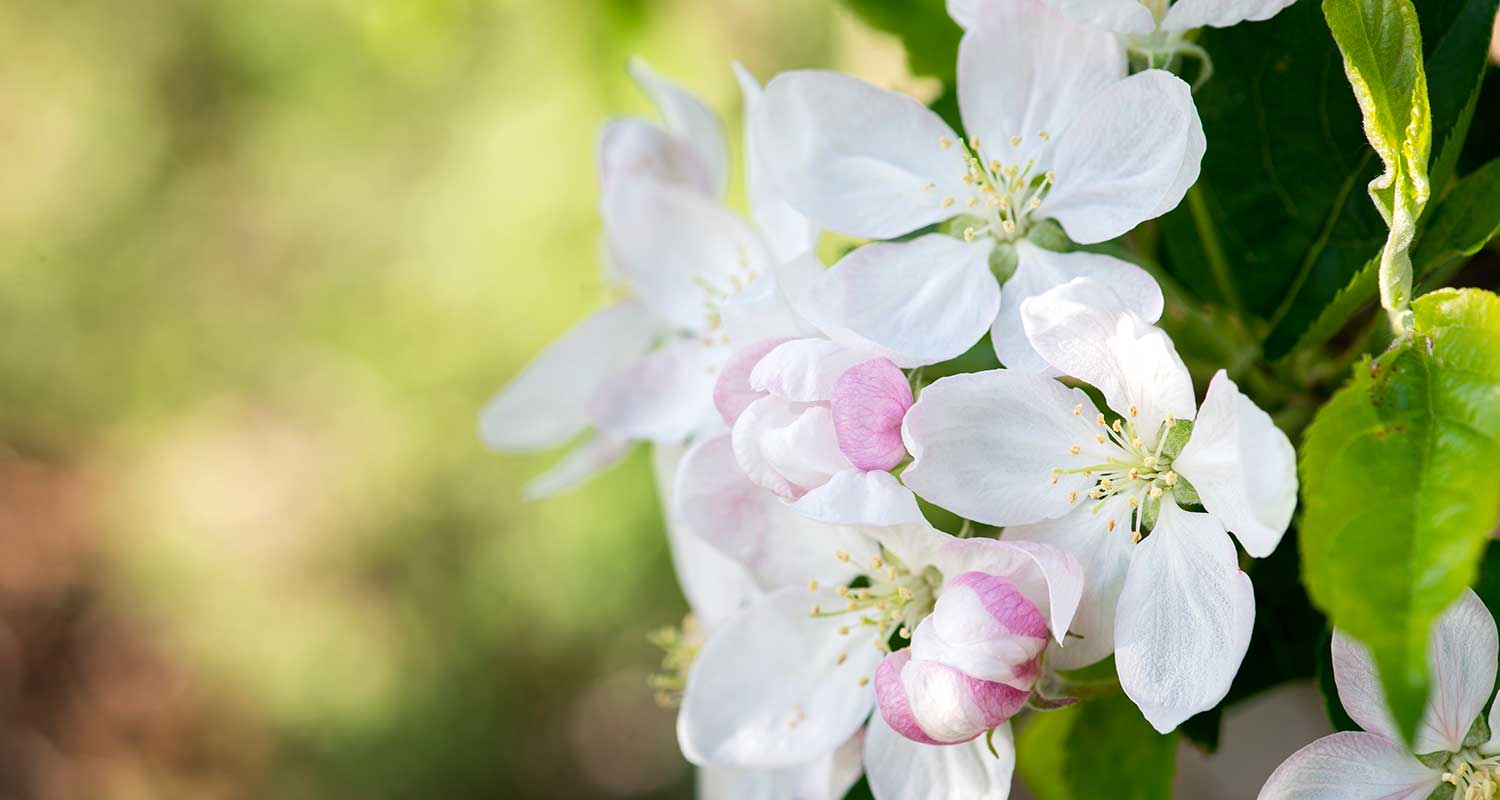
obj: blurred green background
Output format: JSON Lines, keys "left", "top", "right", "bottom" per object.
{"left": 0, "top": 0, "right": 931, "bottom": 797}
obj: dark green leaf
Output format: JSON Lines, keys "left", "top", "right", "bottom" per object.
{"left": 1154, "top": 0, "right": 1494, "bottom": 356}
{"left": 1299, "top": 287, "right": 1500, "bottom": 742}
{"left": 1015, "top": 693, "right": 1178, "bottom": 800}
{"left": 837, "top": 0, "right": 961, "bottom": 80}
{"left": 1415, "top": 158, "right": 1500, "bottom": 285}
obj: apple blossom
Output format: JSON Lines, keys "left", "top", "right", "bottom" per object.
{"left": 901, "top": 276, "right": 1297, "bottom": 732}
{"left": 751, "top": 0, "right": 1197, "bottom": 371}
{"left": 875, "top": 571, "right": 1051, "bottom": 746}
{"left": 480, "top": 62, "right": 818, "bottom": 496}
{"left": 1260, "top": 589, "right": 1500, "bottom": 800}
{"left": 949, "top": 0, "right": 1300, "bottom": 82}
{"left": 652, "top": 443, "right": 867, "bottom": 800}
{"left": 677, "top": 520, "right": 1082, "bottom": 799}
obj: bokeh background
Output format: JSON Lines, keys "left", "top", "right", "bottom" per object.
{"left": 1, "top": 1, "right": 1496, "bottom": 798}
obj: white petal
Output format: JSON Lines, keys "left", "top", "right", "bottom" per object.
{"left": 1021, "top": 277, "right": 1196, "bottom": 436}
{"left": 1174, "top": 370, "right": 1297, "bottom": 558}
{"left": 720, "top": 275, "right": 818, "bottom": 351}
{"left": 946, "top": 0, "right": 986, "bottom": 28}
{"left": 993, "top": 241, "right": 1164, "bottom": 373}
{"left": 1331, "top": 631, "right": 1402, "bottom": 744}
{"left": 698, "top": 732, "right": 865, "bottom": 800}
{"left": 1003, "top": 496, "right": 1135, "bottom": 669}
{"left": 751, "top": 339, "right": 871, "bottom": 402}
{"left": 654, "top": 443, "right": 761, "bottom": 629}
{"left": 1257, "top": 732, "right": 1442, "bottom": 800}
{"left": 1163, "top": 0, "right": 1301, "bottom": 30}
{"left": 628, "top": 58, "right": 727, "bottom": 198}
{"left": 1334, "top": 590, "right": 1500, "bottom": 754}
{"left": 864, "top": 714, "right": 1014, "bottom": 800}
{"left": 1115, "top": 502, "right": 1255, "bottom": 733}
{"left": 603, "top": 178, "right": 773, "bottom": 332}
{"left": 957, "top": 2, "right": 1125, "bottom": 169}
{"left": 675, "top": 435, "right": 875, "bottom": 588}
{"left": 901, "top": 370, "right": 1109, "bottom": 526}
{"left": 479, "top": 301, "right": 660, "bottom": 451}
{"left": 679, "top": 588, "right": 882, "bottom": 768}
{"left": 802, "top": 236, "right": 999, "bottom": 369}
{"left": 1416, "top": 589, "right": 1498, "bottom": 754}
{"left": 790, "top": 469, "right": 928, "bottom": 528}
{"left": 911, "top": 576, "right": 1048, "bottom": 687}
{"left": 733, "top": 396, "right": 851, "bottom": 498}
{"left": 522, "top": 433, "right": 634, "bottom": 499}
{"left": 752, "top": 71, "right": 969, "bottom": 239}
{"left": 1038, "top": 0, "right": 1158, "bottom": 33}
{"left": 598, "top": 118, "right": 716, "bottom": 198}
{"left": 589, "top": 338, "right": 721, "bottom": 444}
{"left": 733, "top": 63, "right": 820, "bottom": 263}
{"left": 1039, "top": 70, "right": 1204, "bottom": 244}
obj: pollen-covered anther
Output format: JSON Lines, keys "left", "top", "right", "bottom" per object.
{"left": 1002, "top": 220, "right": 1016, "bottom": 234}
{"left": 1128, "top": 467, "right": 1140, "bottom": 481}
{"left": 1038, "top": 130, "right": 1051, "bottom": 141}
{"left": 1009, "top": 135, "right": 1023, "bottom": 146}
{"left": 898, "top": 587, "right": 914, "bottom": 600}
{"left": 1096, "top": 434, "right": 1107, "bottom": 444}
{"left": 1149, "top": 486, "right": 1163, "bottom": 499}
{"left": 858, "top": 677, "right": 870, "bottom": 687}
{"left": 1132, "top": 531, "right": 1143, "bottom": 543}
{"left": 1028, "top": 197, "right": 1041, "bottom": 209}
{"left": 808, "top": 580, "right": 819, "bottom": 591}
{"left": 1067, "top": 491, "right": 1078, "bottom": 504}
{"left": 836, "top": 550, "right": 850, "bottom": 563}
{"left": 1142, "top": 455, "right": 1157, "bottom": 469}
{"left": 940, "top": 136, "right": 953, "bottom": 149}
{"left": 1128, "top": 404, "right": 1139, "bottom": 417}
{"left": 836, "top": 652, "right": 848, "bottom": 665}
{"left": 966, "top": 197, "right": 979, "bottom": 208}
{"left": 837, "top": 586, "right": 850, "bottom": 598}
{"left": 811, "top": 604, "right": 822, "bottom": 615}
{"left": 838, "top": 626, "right": 850, "bottom": 635}
{"left": 1128, "top": 496, "right": 1140, "bottom": 509}
{"left": 1107, "top": 519, "right": 1118, "bottom": 532}
{"left": 1163, "top": 471, "right": 1178, "bottom": 487}
{"left": 924, "top": 181, "right": 936, "bottom": 191}
{"left": 969, "top": 135, "right": 982, "bottom": 149}
{"left": 941, "top": 197, "right": 957, "bottom": 209}
{"left": 1073, "top": 403, "right": 1083, "bottom": 415}
{"left": 1096, "top": 413, "right": 1107, "bottom": 426}
{"left": 1070, "top": 445, "right": 1081, "bottom": 455}
{"left": 963, "top": 227, "right": 976, "bottom": 241}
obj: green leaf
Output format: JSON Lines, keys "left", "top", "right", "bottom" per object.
{"left": 1299, "top": 287, "right": 1500, "bottom": 743}
{"left": 1414, "top": 158, "right": 1500, "bottom": 286}
{"left": 1015, "top": 693, "right": 1178, "bottom": 800}
{"left": 837, "top": 0, "right": 961, "bottom": 80}
{"left": 1323, "top": 0, "right": 1432, "bottom": 326}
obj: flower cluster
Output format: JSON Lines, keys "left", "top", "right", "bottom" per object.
{"left": 483, "top": 0, "right": 1307, "bottom": 796}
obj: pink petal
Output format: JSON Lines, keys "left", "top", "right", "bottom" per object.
{"left": 831, "top": 358, "right": 913, "bottom": 471}
{"left": 875, "top": 649, "right": 946, "bottom": 746}
{"left": 713, "top": 337, "right": 794, "bottom": 425}
{"left": 947, "top": 572, "right": 1050, "bottom": 640}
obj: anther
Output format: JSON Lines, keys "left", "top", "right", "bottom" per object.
{"left": 940, "top": 137, "right": 953, "bottom": 149}
{"left": 838, "top": 626, "right": 850, "bottom": 635}
{"left": 811, "top": 605, "right": 821, "bottom": 615}
{"left": 1067, "top": 491, "right": 1078, "bottom": 504}
{"left": 1128, "top": 496, "right": 1140, "bottom": 509}
{"left": 1002, "top": 220, "right": 1016, "bottom": 233}
{"left": 1132, "top": 531, "right": 1143, "bottom": 543}
{"left": 1128, "top": 404, "right": 1139, "bottom": 417}
{"left": 836, "top": 551, "right": 850, "bottom": 562}
{"left": 1070, "top": 445, "right": 1081, "bottom": 455}
{"left": 1112, "top": 420, "right": 1123, "bottom": 433}
{"left": 941, "top": 197, "right": 957, "bottom": 209}
{"left": 1149, "top": 486, "right": 1163, "bottom": 499}
{"left": 1107, "top": 519, "right": 1117, "bottom": 532}
{"left": 1096, "top": 434, "right": 1107, "bottom": 444}
{"left": 858, "top": 677, "right": 870, "bottom": 687}
{"left": 963, "top": 227, "right": 976, "bottom": 241}
{"left": 808, "top": 580, "right": 818, "bottom": 591}
{"left": 988, "top": 159, "right": 1001, "bottom": 173}
{"left": 837, "top": 586, "right": 850, "bottom": 597}
{"left": 1010, "top": 135, "right": 1023, "bottom": 146}
{"left": 1038, "top": 130, "right": 1051, "bottom": 141}
{"left": 1128, "top": 468, "right": 1140, "bottom": 481}
{"left": 837, "top": 653, "right": 848, "bottom": 665}
{"left": 1096, "top": 413, "right": 1107, "bottom": 426}
{"left": 966, "top": 197, "right": 978, "bottom": 208}
{"left": 924, "top": 182, "right": 936, "bottom": 191}
{"left": 899, "top": 626, "right": 911, "bottom": 639}
{"left": 1073, "top": 404, "right": 1082, "bottom": 416}
{"left": 1165, "top": 415, "right": 1176, "bottom": 427}
{"left": 1164, "top": 471, "right": 1178, "bottom": 486}
{"left": 898, "top": 587, "right": 913, "bottom": 600}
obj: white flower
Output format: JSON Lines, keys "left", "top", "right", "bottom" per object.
{"left": 653, "top": 443, "right": 868, "bottom": 800}
{"left": 1260, "top": 589, "right": 1500, "bottom": 800}
{"left": 950, "top": 0, "right": 1300, "bottom": 74}
{"left": 751, "top": 0, "right": 1198, "bottom": 371}
{"left": 677, "top": 522, "right": 1083, "bottom": 799}
{"left": 479, "top": 62, "right": 818, "bottom": 496}
{"left": 900, "top": 277, "right": 1297, "bottom": 731}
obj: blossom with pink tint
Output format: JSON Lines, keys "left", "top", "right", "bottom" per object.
{"left": 876, "top": 572, "right": 1049, "bottom": 745}
{"left": 718, "top": 336, "right": 924, "bottom": 527}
